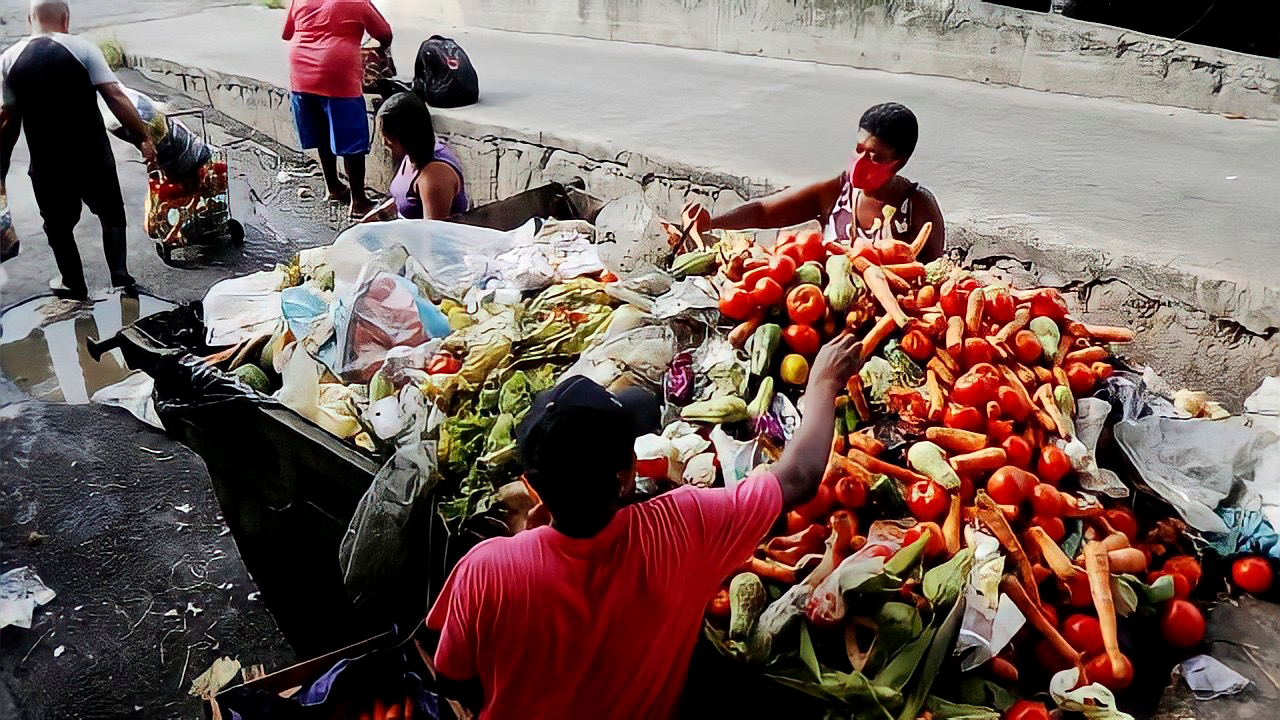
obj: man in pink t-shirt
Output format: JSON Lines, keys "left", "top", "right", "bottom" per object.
{"left": 426, "top": 333, "right": 863, "bottom": 719}
{"left": 282, "top": 0, "right": 391, "bottom": 218}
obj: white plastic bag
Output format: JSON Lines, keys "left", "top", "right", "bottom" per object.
{"left": 202, "top": 268, "right": 286, "bottom": 346}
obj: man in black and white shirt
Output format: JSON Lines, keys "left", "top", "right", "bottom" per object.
{"left": 0, "top": 0, "right": 156, "bottom": 300}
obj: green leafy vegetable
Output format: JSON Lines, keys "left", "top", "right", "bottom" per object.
{"left": 923, "top": 548, "right": 975, "bottom": 610}
{"left": 925, "top": 696, "right": 1000, "bottom": 720}
{"left": 860, "top": 357, "right": 896, "bottom": 405}
{"left": 884, "top": 339, "right": 925, "bottom": 389}
{"left": 898, "top": 591, "right": 965, "bottom": 720}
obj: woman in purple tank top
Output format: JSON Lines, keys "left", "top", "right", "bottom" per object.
{"left": 377, "top": 92, "right": 469, "bottom": 220}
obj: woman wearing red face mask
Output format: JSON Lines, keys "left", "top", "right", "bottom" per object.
{"left": 708, "top": 103, "right": 945, "bottom": 261}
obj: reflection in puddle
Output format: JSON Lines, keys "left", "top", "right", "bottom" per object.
{"left": 0, "top": 292, "right": 173, "bottom": 403}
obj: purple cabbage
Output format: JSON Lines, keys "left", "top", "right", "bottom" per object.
{"left": 664, "top": 352, "right": 695, "bottom": 405}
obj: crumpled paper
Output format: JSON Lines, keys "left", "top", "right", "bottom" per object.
{"left": 1177, "top": 654, "right": 1251, "bottom": 700}
{"left": 0, "top": 567, "right": 56, "bottom": 630}
{"left": 956, "top": 530, "right": 1024, "bottom": 669}
{"left": 1050, "top": 667, "right": 1134, "bottom": 719}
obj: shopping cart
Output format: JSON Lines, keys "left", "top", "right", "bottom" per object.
{"left": 145, "top": 108, "right": 244, "bottom": 263}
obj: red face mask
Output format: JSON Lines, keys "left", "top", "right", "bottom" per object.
{"left": 850, "top": 153, "right": 896, "bottom": 191}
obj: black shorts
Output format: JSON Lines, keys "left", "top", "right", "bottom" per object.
{"left": 30, "top": 160, "right": 126, "bottom": 232}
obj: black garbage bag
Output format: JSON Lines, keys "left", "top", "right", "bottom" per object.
{"left": 412, "top": 36, "right": 479, "bottom": 108}
{"left": 151, "top": 353, "right": 268, "bottom": 421}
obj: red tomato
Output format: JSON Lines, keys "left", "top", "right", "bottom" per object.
{"left": 986, "top": 470, "right": 1025, "bottom": 506}
{"left": 1034, "top": 638, "right": 1073, "bottom": 673}
{"left": 900, "top": 330, "right": 934, "bottom": 362}
{"left": 961, "top": 338, "right": 996, "bottom": 369}
{"left": 995, "top": 385, "right": 1030, "bottom": 422}
{"left": 906, "top": 480, "right": 948, "bottom": 523}
{"left": 782, "top": 324, "right": 821, "bottom": 356}
{"left": 940, "top": 284, "right": 969, "bottom": 318}
{"left": 795, "top": 230, "right": 827, "bottom": 264}
{"left": 986, "top": 417, "right": 1015, "bottom": 442}
{"left": 775, "top": 229, "right": 799, "bottom": 247}
{"left": 944, "top": 404, "right": 985, "bottom": 433}
{"left": 766, "top": 254, "right": 796, "bottom": 286}
{"left": 1040, "top": 603, "right": 1060, "bottom": 630}
{"left": 1037, "top": 445, "right": 1071, "bottom": 486}
{"left": 1029, "top": 289, "right": 1069, "bottom": 320}
{"left": 1029, "top": 483, "right": 1064, "bottom": 517}
{"left": 1064, "top": 570, "right": 1093, "bottom": 607}
{"left": 1066, "top": 361, "right": 1096, "bottom": 395}
{"left": 902, "top": 522, "right": 946, "bottom": 559}
{"left": 785, "top": 284, "right": 826, "bottom": 326}
{"left": 952, "top": 365, "right": 1000, "bottom": 407}
{"left": 1232, "top": 556, "right": 1273, "bottom": 594}
{"left": 987, "top": 289, "right": 1016, "bottom": 324}
{"left": 1005, "top": 699, "right": 1050, "bottom": 720}
{"left": 634, "top": 456, "right": 669, "bottom": 478}
{"left": 1085, "top": 653, "right": 1134, "bottom": 691}
{"left": 1001, "top": 436, "right": 1033, "bottom": 469}
{"left": 1013, "top": 330, "right": 1043, "bottom": 364}
{"left": 719, "top": 286, "right": 758, "bottom": 321}
{"left": 1031, "top": 515, "right": 1066, "bottom": 543}
{"left": 742, "top": 265, "right": 771, "bottom": 289}
{"left": 1160, "top": 599, "right": 1205, "bottom": 648}
{"left": 1103, "top": 508, "right": 1139, "bottom": 543}
{"left": 1164, "top": 555, "right": 1203, "bottom": 590}
{"left": 783, "top": 511, "right": 809, "bottom": 536}
{"left": 1148, "top": 570, "right": 1191, "bottom": 599}
{"left": 1062, "top": 614, "right": 1105, "bottom": 655}
{"left": 959, "top": 475, "right": 976, "bottom": 505}
{"left": 750, "top": 277, "right": 784, "bottom": 307}
{"left": 834, "top": 476, "right": 867, "bottom": 509}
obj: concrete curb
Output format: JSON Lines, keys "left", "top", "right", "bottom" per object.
{"left": 126, "top": 53, "right": 1279, "bottom": 405}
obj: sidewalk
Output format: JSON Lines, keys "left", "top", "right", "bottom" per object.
{"left": 96, "top": 7, "right": 1280, "bottom": 329}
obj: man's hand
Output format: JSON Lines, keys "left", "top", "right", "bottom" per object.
{"left": 772, "top": 332, "right": 865, "bottom": 510}
{"left": 808, "top": 333, "right": 863, "bottom": 396}
{"left": 140, "top": 138, "right": 157, "bottom": 168}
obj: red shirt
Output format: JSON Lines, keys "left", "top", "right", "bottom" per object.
{"left": 282, "top": 0, "right": 391, "bottom": 98}
{"left": 426, "top": 473, "right": 783, "bottom": 720}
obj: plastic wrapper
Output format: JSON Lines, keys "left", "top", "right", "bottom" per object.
{"left": 561, "top": 323, "right": 675, "bottom": 394}
{"left": 0, "top": 567, "right": 56, "bottom": 630}
{"left": 152, "top": 353, "right": 267, "bottom": 421}
{"left": 486, "top": 218, "right": 604, "bottom": 292}
{"left": 91, "top": 371, "right": 164, "bottom": 430}
{"left": 274, "top": 344, "right": 363, "bottom": 439}
{"left": 339, "top": 386, "right": 440, "bottom": 607}
{"left": 202, "top": 268, "right": 287, "bottom": 347}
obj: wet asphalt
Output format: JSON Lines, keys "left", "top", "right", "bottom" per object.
{"left": 0, "top": 73, "right": 353, "bottom": 718}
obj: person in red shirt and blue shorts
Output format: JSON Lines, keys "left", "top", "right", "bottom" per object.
{"left": 282, "top": 0, "right": 391, "bottom": 218}
{"left": 425, "top": 333, "right": 863, "bottom": 719}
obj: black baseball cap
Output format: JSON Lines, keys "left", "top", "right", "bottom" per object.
{"left": 516, "top": 375, "right": 660, "bottom": 464}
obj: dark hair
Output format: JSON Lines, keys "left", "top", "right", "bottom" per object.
{"left": 523, "top": 410, "right": 634, "bottom": 530}
{"left": 859, "top": 103, "right": 918, "bottom": 161}
{"left": 377, "top": 92, "right": 436, "bottom": 167}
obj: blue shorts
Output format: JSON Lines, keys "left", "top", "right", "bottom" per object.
{"left": 290, "top": 92, "right": 370, "bottom": 156}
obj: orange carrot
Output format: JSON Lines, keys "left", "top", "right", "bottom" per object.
{"left": 988, "top": 656, "right": 1019, "bottom": 684}
{"left": 934, "top": 346, "right": 960, "bottom": 374}
{"left": 928, "top": 356, "right": 956, "bottom": 387}
{"left": 1053, "top": 366, "right": 1071, "bottom": 390}
{"left": 862, "top": 266, "right": 909, "bottom": 325}
{"left": 1107, "top": 547, "right": 1148, "bottom": 574}
{"left": 848, "top": 375, "right": 874, "bottom": 423}
{"left": 845, "top": 430, "right": 885, "bottom": 458}
{"left": 1083, "top": 324, "right": 1136, "bottom": 343}
{"left": 917, "top": 284, "right": 937, "bottom": 308}
{"left": 1092, "top": 362, "right": 1114, "bottom": 380}
{"left": 908, "top": 221, "right": 933, "bottom": 259}
{"left": 1054, "top": 333, "right": 1075, "bottom": 367}
{"left": 993, "top": 307, "right": 1030, "bottom": 344}
{"left": 1034, "top": 366, "right": 1054, "bottom": 385}
{"left": 926, "top": 369, "right": 944, "bottom": 420}
{"left": 743, "top": 556, "right": 798, "bottom": 584}
{"left": 1001, "top": 575, "right": 1082, "bottom": 667}
{"left": 925, "top": 426, "right": 989, "bottom": 454}
{"left": 882, "top": 262, "right": 926, "bottom": 281}
{"left": 976, "top": 492, "right": 1042, "bottom": 607}
{"left": 1027, "top": 525, "right": 1079, "bottom": 580}
{"left": 946, "top": 316, "right": 964, "bottom": 355}
{"left": 965, "top": 288, "right": 985, "bottom": 335}
{"left": 950, "top": 447, "right": 1007, "bottom": 474}
{"left": 1010, "top": 362, "right": 1037, "bottom": 389}
{"left": 728, "top": 314, "right": 764, "bottom": 348}
{"left": 1066, "top": 346, "right": 1109, "bottom": 365}
{"left": 847, "top": 448, "right": 929, "bottom": 485}
{"left": 942, "top": 493, "right": 963, "bottom": 556}
{"left": 860, "top": 313, "right": 898, "bottom": 359}
{"left": 1084, "top": 541, "right": 1127, "bottom": 680}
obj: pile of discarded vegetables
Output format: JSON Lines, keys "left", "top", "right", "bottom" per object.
{"left": 660, "top": 204, "right": 1275, "bottom": 720}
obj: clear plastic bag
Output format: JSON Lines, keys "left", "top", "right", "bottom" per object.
{"left": 102, "top": 87, "right": 211, "bottom": 180}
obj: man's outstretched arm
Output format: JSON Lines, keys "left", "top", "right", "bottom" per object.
{"left": 97, "top": 83, "right": 155, "bottom": 166}
{"left": 770, "top": 333, "right": 863, "bottom": 510}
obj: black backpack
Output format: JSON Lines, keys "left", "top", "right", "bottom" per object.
{"left": 412, "top": 36, "right": 478, "bottom": 108}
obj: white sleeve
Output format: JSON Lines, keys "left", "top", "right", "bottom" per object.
{"left": 57, "top": 34, "right": 118, "bottom": 87}
{"left": 0, "top": 43, "right": 21, "bottom": 106}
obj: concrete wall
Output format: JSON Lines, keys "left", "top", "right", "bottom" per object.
{"left": 387, "top": 0, "right": 1279, "bottom": 119}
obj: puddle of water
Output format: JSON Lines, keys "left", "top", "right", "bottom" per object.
{"left": 0, "top": 292, "right": 174, "bottom": 404}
